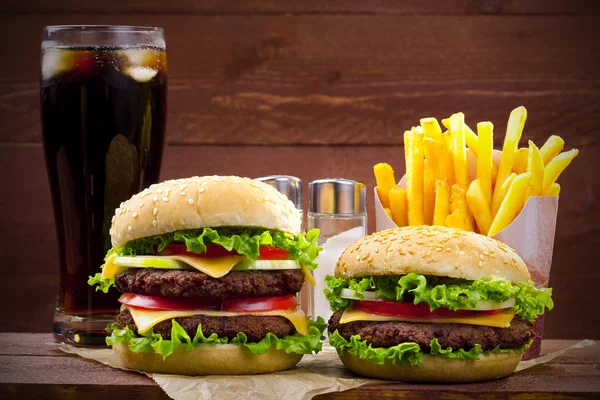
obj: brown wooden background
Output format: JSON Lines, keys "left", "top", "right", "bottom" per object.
{"left": 0, "top": 1, "right": 599, "bottom": 339}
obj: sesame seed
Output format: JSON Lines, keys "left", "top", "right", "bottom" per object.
{"left": 188, "top": 198, "right": 194, "bottom": 205}
{"left": 446, "top": 248, "right": 451, "bottom": 252}
{"left": 152, "top": 220, "right": 158, "bottom": 227}
{"left": 162, "top": 197, "right": 169, "bottom": 202}
{"left": 374, "top": 248, "right": 379, "bottom": 253}
{"left": 479, "top": 254, "right": 485, "bottom": 260}
{"left": 153, "top": 208, "right": 158, "bottom": 216}
{"left": 127, "top": 226, "right": 132, "bottom": 232}
{"left": 459, "top": 251, "right": 465, "bottom": 256}
{"left": 202, "top": 182, "right": 208, "bottom": 186}
{"left": 139, "top": 202, "right": 144, "bottom": 208}
{"left": 157, "top": 189, "right": 163, "bottom": 194}
{"left": 264, "top": 195, "right": 270, "bottom": 201}
{"left": 356, "top": 255, "right": 360, "bottom": 260}
{"left": 198, "top": 187, "right": 205, "bottom": 193}
{"left": 132, "top": 212, "right": 138, "bottom": 218}
{"left": 180, "top": 184, "right": 187, "bottom": 190}
{"left": 153, "top": 196, "right": 158, "bottom": 202}
{"left": 180, "top": 192, "right": 187, "bottom": 196}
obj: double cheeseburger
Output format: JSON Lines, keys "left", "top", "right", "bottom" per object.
{"left": 325, "top": 225, "right": 553, "bottom": 382}
{"left": 89, "top": 175, "right": 325, "bottom": 375}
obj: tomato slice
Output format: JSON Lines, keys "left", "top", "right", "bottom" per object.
{"left": 159, "top": 243, "right": 290, "bottom": 260}
{"left": 119, "top": 293, "right": 298, "bottom": 312}
{"left": 258, "top": 246, "right": 290, "bottom": 260}
{"left": 222, "top": 294, "right": 298, "bottom": 312}
{"left": 118, "top": 293, "right": 221, "bottom": 311}
{"left": 353, "top": 299, "right": 499, "bottom": 318}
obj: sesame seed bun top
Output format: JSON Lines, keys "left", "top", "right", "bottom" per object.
{"left": 110, "top": 176, "right": 302, "bottom": 248}
{"left": 335, "top": 225, "right": 531, "bottom": 283}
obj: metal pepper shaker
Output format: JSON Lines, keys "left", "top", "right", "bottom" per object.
{"left": 308, "top": 178, "right": 367, "bottom": 320}
{"left": 254, "top": 175, "right": 303, "bottom": 219}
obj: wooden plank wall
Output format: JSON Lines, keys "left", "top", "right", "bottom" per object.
{"left": 0, "top": 1, "right": 599, "bottom": 338}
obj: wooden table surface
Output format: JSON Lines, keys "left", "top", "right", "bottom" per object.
{"left": 0, "top": 334, "right": 598, "bottom": 399}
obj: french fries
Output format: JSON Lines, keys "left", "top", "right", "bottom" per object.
{"left": 526, "top": 141, "right": 544, "bottom": 198}
{"left": 433, "top": 180, "right": 450, "bottom": 226}
{"left": 423, "top": 138, "right": 447, "bottom": 184}
{"left": 373, "top": 106, "right": 577, "bottom": 238}
{"left": 492, "top": 106, "right": 527, "bottom": 217}
{"left": 442, "top": 117, "right": 479, "bottom": 156}
{"left": 476, "top": 122, "right": 493, "bottom": 207}
{"left": 513, "top": 148, "right": 529, "bottom": 175}
{"left": 467, "top": 180, "right": 493, "bottom": 235}
{"left": 450, "top": 113, "right": 470, "bottom": 190}
{"left": 423, "top": 170, "right": 435, "bottom": 225}
{"left": 421, "top": 117, "right": 443, "bottom": 143}
{"left": 373, "top": 163, "right": 396, "bottom": 208}
{"left": 488, "top": 173, "right": 531, "bottom": 237}
{"left": 450, "top": 184, "right": 475, "bottom": 232}
{"left": 445, "top": 212, "right": 466, "bottom": 230}
{"left": 442, "top": 132, "right": 455, "bottom": 187}
{"left": 389, "top": 186, "right": 408, "bottom": 227}
{"left": 540, "top": 135, "right": 565, "bottom": 166}
{"left": 543, "top": 149, "right": 579, "bottom": 189}
{"left": 542, "top": 183, "right": 561, "bottom": 196}
{"left": 404, "top": 129, "right": 425, "bottom": 226}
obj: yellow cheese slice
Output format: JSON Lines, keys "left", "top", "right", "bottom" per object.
{"left": 126, "top": 306, "right": 308, "bottom": 336}
{"left": 300, "top": 264, "right": 316, "bottom": 287}
{"left": 101, "top": 254, "right": 126, "bottom": 280}
{"left": 163, "top": 255, "right": 246, "bottom": 278}
{"left": 339, "top": 309, "right": 516, "bottom": 328}
{"left": 103, "top": 254, "right": 246, "bottom": 279}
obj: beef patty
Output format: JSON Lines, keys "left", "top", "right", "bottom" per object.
{"left": 115, "top": 268, "right": 304, "bottom": 299}
{"left": 118, "top": 308, "right": 295, "bottom": 342}
{"left": 328, "top": 310, "right": 534, "bottom": 351}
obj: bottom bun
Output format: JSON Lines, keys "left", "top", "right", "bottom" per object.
{"left": 114, "top": 342, "right": 303, "bottom": 375}
{"left": 338, "top": 350, "right": 523, "bottom": 383}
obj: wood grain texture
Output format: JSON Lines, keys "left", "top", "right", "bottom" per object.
{"left": 2, "top": 0, "right": 599, "bottom": 15}
{"left": 0, "top": 335, "right": 598, "bottom": 400}
{"left": 0, "top": 145, "right": 598, "bottom": 337}
{"left": 1, "top": 14, "right": 599, "bottom": 144}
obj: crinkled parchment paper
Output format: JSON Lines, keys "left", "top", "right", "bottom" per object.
{"left": 60, "top": 340, "right": 595, "bottom": 400}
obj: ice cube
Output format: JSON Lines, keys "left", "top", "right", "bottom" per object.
{"left": 125, "top": 66, "right": 158, "bottom": 83}
{"left": 123, "top": 48, "right": 157, "bottom": 68}
{"left": 42, "top": 49, "right": 71, "bottom": 80}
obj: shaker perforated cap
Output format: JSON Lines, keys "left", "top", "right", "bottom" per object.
{"left": 255, "top": 175, "right": 303, "bottom": 210}
{"left": 308, "top": 178, "right": 366, "bottom": 215}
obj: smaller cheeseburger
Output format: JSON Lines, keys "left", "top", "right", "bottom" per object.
{"left": 89, "top": 176, "right": 325, "bottom": 375}
{"left": 325, "top": 225, "right": 553, "bottom": 382}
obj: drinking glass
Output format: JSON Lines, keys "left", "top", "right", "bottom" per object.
{"left": 41, "top": 25, "right": 167, "bottom": 345}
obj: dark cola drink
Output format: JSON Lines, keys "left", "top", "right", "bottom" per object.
{"left": 41, "top": 27, "right": 166, "bottom": 345}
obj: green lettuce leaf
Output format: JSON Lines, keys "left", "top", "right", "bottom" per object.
{"left": 324, "top": 272, "right": 553, "bottom": 322}
{"left": 87, "top": 273, "right": 114, "bottom": 294}
{"left": 107, "top": 317, "right": 327, "bottom": 359}
{"left": 329, "top": 330, "right": 531, "bottom": 366}
{"left": 90, "top": 228, "right": 321, "bottom": 292}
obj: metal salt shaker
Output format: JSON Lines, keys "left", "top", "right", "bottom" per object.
{"left": 308, "top": 178, "right": 367, "bottom": 321}
{"left": 254, "top": 176, "right": 311, "bottom": 313}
